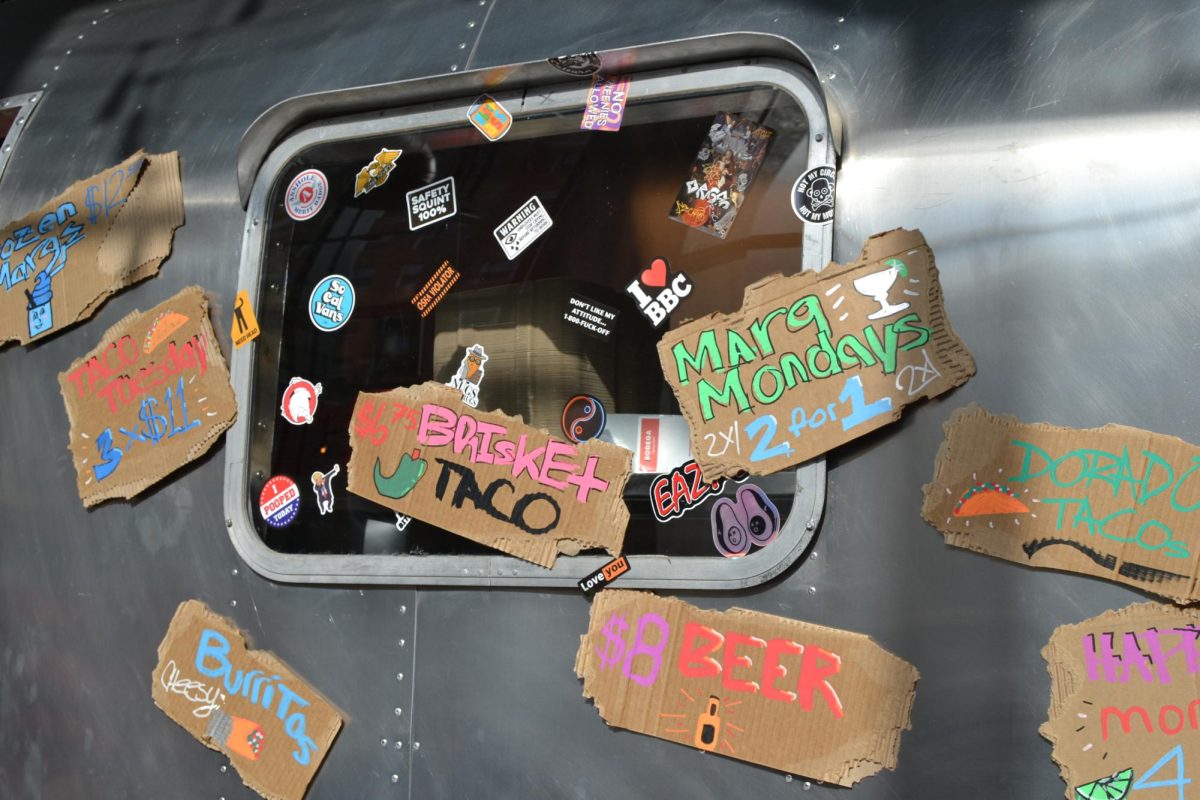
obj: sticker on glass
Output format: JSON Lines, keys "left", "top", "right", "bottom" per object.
{"left": 493, "top": 195, "right": 552, "bottom": 260}
{"left": 285, "top": 169, "right": 328, "bottom": 221}
{"left": 308, "top": 274, "right": 354, "bottom": 332}
{"left": 447, "top": 344, "right": 488, "bottom": 408}
{"left": 467, "top": 94, "right": 512, "bottom": 141}
{"left": 280, "top": 377, "right": 323, "bottom": 425}
{"left": 581, "top": 74, "right": 630, "bottom": 132}
{"left": 230, "top": 289, "right": 260, "bottom": 350}
{"left": 354, "top": 148, "right": 402, "bottom": 198}
{"left": 711, "top": 484, "right": 781, "bottom": 557}
{"left": 562, "top": 395, "right": 606, "bottom": 443}
{"left": 791, "top": 166, "right": 836, "bottom": 224}
{"left": 406, "top": 176, "right": 457, "bottom": 230}
{"left": 259, "top": 475, "right": 300, "bottom": 528}
{"left": 668, "top": 112, "right": 774, "bottom": 239}
{"left": 311, "top": 464, "right": 340, "bottom": 515}
{"left": 625, "top": 257, "right": 692, "bottom": 327}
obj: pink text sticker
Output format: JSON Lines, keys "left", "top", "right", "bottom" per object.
{"left": 581, "top": 74, "right": 631, "bottom": 132}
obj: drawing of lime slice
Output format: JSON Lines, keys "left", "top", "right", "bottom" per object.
{"left": 1075, "top": 768, "right": 1133, "bottom": 800}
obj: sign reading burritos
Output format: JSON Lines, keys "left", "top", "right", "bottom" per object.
{"left": 153, "top": 600, "right": 342, "bottom": 800}
{"left": 575, "top": 590, "right": 919, "bottom": 786}
{"left": 58, "top": 286, "right": 236, "bottom": 507}
{"left": 0, "top": 150, "right": 184, "bottom": 346}
{"left": 924, "top": 405, "right": 1200, "bottom": 603}
{"left": 1042, "top": 603, "right": 1200, "bottom": 800}
{"left": 658, "top": 229, "right": 975, "bottom": 481}
{"left": 347, "top": 382, "right": 633, "bottom": 568}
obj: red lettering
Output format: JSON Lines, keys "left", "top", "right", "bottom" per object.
{"left": 651, "top": 476, "right": 674, "bottom": 518}
{"left": 721, "top": 632, "right": 765, "bottom": 694}
{"left": 669, "top": 471, "right": 689, "bottom": 509}
{"left": 797, "top": 645, "right": 844, "bottom": 718}
{"left": 1101, "top": 706, "right": 1153, "bottom": 740}
{"left": 678, "top": 623, "right": 722, "bottom": 679}
{"left": 762, "top": 639, "right": 802, "bottom": 703}
{"left": 1160, "top": 704, "right": 1186, "bottom": 735}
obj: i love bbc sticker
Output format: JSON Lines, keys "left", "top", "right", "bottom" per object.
{"left": 308, "top": 274, "right": 355, "bottom": 332}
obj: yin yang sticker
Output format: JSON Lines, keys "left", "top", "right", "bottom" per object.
{"left": 791, "top": 165, "right": 836, "bottom": 224}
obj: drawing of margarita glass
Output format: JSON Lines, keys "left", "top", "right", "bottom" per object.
{"left": 852, "top": 257, "right": 911, "bottom": 320}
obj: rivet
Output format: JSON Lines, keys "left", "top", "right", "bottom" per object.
{"left": 398, "top": 638, "right": 406, "bottom": 647}
{"left": 832, "top": 43, "right": 840, "bottom": 51}
{"left": 77, "top": 33, "right": 84, "bottom": 39}
{"left": 254, "top": 470, "right": 264, "bottom": 480}
{"left": 65, "top": 49, "right": 72, "bottom": 55}
{"left": 826, "top": 72, "right": 836, "bottom": 80}
{"left": 391, "top": 774, "right": 399, "bottom": 784}
{"left": 785, "top": 774, "right": 793, "bottom": 782}
{"left": 15, "top": 118, "right": 23, "bottom": 126}
{"left": 458, "top": 43, "right": 467, "bottom": 50}
{"left": 399, "top": 605, "right": 407, "bottom": 614}
{"left": 808, "top": 586, "right": 817, "bottom": 594}
{"left": 219, "top": 765, "right": 227, "bottom": 773}
{"left": 810, "top": 551, "right": 818, "bottom": 560}
{"left": 231, "top": 568, "right": 239, "bottom": 576}
{"left": 53, "top": 65, "right": 60, "bottom": 71}
{"left": 28, "top": 96, "right": 37, "bottom": 103}
{"left": 815, "top": 133, "right": 824, "bottom": 143}
{"left": 394, "top": 740, "right": 404, "bottom": 750}
{"left": 2, "top": 146, "right": 10, "bottom": 153}
{"left": 396, "top": 672, "right": 404, "bottom": 681}
{"left": 269, "top": 283, "right": 279, "bottom": 293}
{"left": 394, "top": 707, "right": 403, "bottom": 716}
{"left": 412, "top": 741, "right": 421, "bottom": 751}
{"left": 252, "top": 218, "right": 259, "bottom": 227}
{"left": 450, "top": 65, "right": 459, "bottom": 72}
{"left": 466, "top": 20, "right": 476, "bottom": 28}
{"left": 837, "top": 16, "right": 845, "bottom": 22}
{"left": 225, "top": 519, "right": 233, "bottom": 528}
{"left": 380, "top": 738, "right": 388, "bottom": 747}
{"left": 230, "top": 600, "right": 237, "bottom": 608}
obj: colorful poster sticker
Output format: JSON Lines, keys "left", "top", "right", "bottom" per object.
{"left": 285, "top": 169, "right": 328, "bottom": 221}
{"left": 467, "top": 94, "right": 512, "bottom": 142}
{"left": 581, "top": 74, "right": 631, "bottom": 132}
{"left": 308, "top": 274, "right": 354, "bottom": 332}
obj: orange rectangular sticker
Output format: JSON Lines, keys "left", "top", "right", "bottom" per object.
{"left": 231, "top": 289, "right": 260, "bottom": 349}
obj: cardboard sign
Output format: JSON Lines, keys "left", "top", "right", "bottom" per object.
{"left": 924, "top": 405, "right": 1200, "bottom": 603}
{"left": 58, "top": 286, "right": 237, "bottom": 507}
{"left": 1041, "top": 603, "right": 1200, "bottom": 800}
{"left": 152, "top": 600, "right": 342, "bottom": 800}
{"left": 0, "top": 151, "right": 184, "bottom": 346}
{"left": 658, "top": 229, "right": 975, "bottom": 481}
{"left": 576, "top": 591, "right": 919, "bottom": 785}
{"left": 347, "top": 382, "right": 633, "bottom": 568}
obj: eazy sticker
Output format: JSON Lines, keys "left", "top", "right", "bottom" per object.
{"left": 280, "top": 377, "right": 322, "bottom": 425}
{"left": 354, "top": 148, "right": 402, "bottom": 198}
{"left": 259, "top": 475, "right": 300, "bottom": 528}
{"left": 230, "top": 289, "right": 260, "bottom": 350}
{"left": 562, "top": 395, "right": 606, "bottom": 443}
{"left": 468, "top": 94, "right": 512, "bottom": 141}
{"left": 285, "top": 169, "right": 328, "bottom": 221}
{"left": 494, "top": 195, "right": 552, "bottom": 260}
{"left": 447, "top": 344, "right": 487, "bottom": 408}
{"left": 308, "top": 274, "right": 354, "bottom": 332}
{"left": 406, "top": 177, "right": 457, "bottom": 230}
{"left": 626, "top": 257, "right": 692, "bottom": 327}
{"left": 311, "top": 464, "right": 340, "bottom": 515}
{"left": 792, "top": 166, "right": 836, "bottom": 224}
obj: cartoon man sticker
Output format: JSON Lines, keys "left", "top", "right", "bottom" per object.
{"left": 311, "top": 464, "right": 340, "bottom": 515}
{"left": 447, "top": 344, "right": 488, "bottom": 407}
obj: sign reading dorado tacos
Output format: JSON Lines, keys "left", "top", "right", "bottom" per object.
{"left": 347, "top": 382, "right": 633, "bottom": 568}
{"left": 152, "top": 600, "right": 342, "bottom": 800}
{"left": 576, "top": 591, "right": 919, "bottom": 786}
{"left": 658, "top": 229, "right": 975, "bottom": 480}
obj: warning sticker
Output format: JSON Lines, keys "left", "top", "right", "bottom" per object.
{"left": 493, "top": 196, "right": 553, "bottom": 260}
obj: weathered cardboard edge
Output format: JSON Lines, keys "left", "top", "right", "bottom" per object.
{"left": 574, "top": 591, "right": 921, "bottom": 786}
{"left": 345, "top": 382, "right": 634, "bottom": 568}
{"left": 151, "top": 600, "right": 345, "bottom": 800}
{"left": 920, "top": 404, "right": 1200, "bottom": 604}
{"left": 57, "top": 286, "right": 237, "bottom": 508}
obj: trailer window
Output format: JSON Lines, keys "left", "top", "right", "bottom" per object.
{"left": 228, "top": 54, "right": 833, "bottom": 586}
{"left": 0, "top": 92, "right": 41, "bottom": 187}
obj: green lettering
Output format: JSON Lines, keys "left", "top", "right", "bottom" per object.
{"left": 779, "top": 352, "right": 809, "bottom": 388}
{"left": 786, "top": 295, "right": 831, "bottom": 338}
{"left": 672, "top": 330, "right": 723, "bottom": 385}
{"left": 835, "top": 333, "right": 877, "bottom": 370}
{"left": 863, "top": 324, "right": 899, "bottom": 374}
{"left": 726, "top": 330, "right": 760, "bottom": 368}
{"left": 751, "top": 364, "right": 786, "bottom": 405}
{"left": 748, "top": 307, "right": 787, "bottom": 357}
{"left": 893, "top": 313, "right": 931, "bottom": 351}
{"left": 697, "top": 368, "right": 751, "bottom": 422}
{"left": 806, "top": 331, "right": 842, "bottom": 378}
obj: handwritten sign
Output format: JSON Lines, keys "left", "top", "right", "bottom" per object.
{"left": 923, "top": 405, "right": 1200, "bottom": 603}
{"left": 1042, "top": 603, "right": 1200, "bottom": 800}
{"left": 658, "top": 229, "right": 975, "bottom": 481}
{"left": 346, "top": 382, "right": 633, "bottom": 568}
{"left": 153, "top": 600, "right": 342, "bottom": 800}
{"left": 0, "top": 151, "right": 183, "bottom": 346}
{"left": 575, "top": 590, "right": 919, "bottom": 786}
{"left": 58, "top": 286, "right": 236, "bottom": 507}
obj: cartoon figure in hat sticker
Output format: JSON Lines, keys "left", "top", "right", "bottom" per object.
{"left": 280, "top": 377, "right": 323, "bottom": 425}
{"left": 447, "top": 344, "right": 488, "bottom": 408}
{"left": 311, "top": 465, "right": 340, "bottom": 515}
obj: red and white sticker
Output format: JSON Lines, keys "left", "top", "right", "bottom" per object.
{"left": 285, "top": 169, "right": 328, "bottom": 221}
{"left": 259, "top": 475, "right": 301, "bottom": 528}
{"left": 638, "top": 417, "right": 660, "bottom": 472}
{"left": 280, "top": 377, "right": 323, "bottom": 425}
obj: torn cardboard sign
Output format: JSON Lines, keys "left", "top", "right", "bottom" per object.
{"left": 575, "top": 590, "right": 919, "bottom": 786}
{"left": 152, "top": 600, "right": 342, "bottom": 800}
{"left": 0, "top": 151, "right": 184, "bottom": 346}
{"left": 347, "top": 382, "right": 633, "bottom": 568}
{"left": 924, "top": 405, "right": 1200, "bottom": 603}
{"left": 1041, "top": 602, "right": 1200, "bottom": 800}
{"left": 658, "top": 229, "right": 975, "bottom": 481}
{"left": 58, "top": 286, "right": 236, "bottom": 507}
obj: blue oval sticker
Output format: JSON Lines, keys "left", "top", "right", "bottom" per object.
{"left": 308, "top": 274, "right": 355, "bottom": 332}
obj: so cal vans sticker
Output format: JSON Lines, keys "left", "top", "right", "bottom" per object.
{"left": 280, "top": 377, "right": 322, "bottom": 425}
{"left": 354, "top": 148, "right": 402, "bottom": 198}
{"left": 259, "top": 475, "right": 301, "bottom": 528}
{"left": 308, "top": 274, "right": 355, "bottom": 332}
{"left": 494, "top": 196, "right": 552, "bottom": 260}
{"left": 285, "top": 169, "right": 328, "bottom": 221}
{"left": 406, "top": 177, "right": 457, "bottom": 230}
{"left": 467, "top": 94, "right": 512, "bottom": 141}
